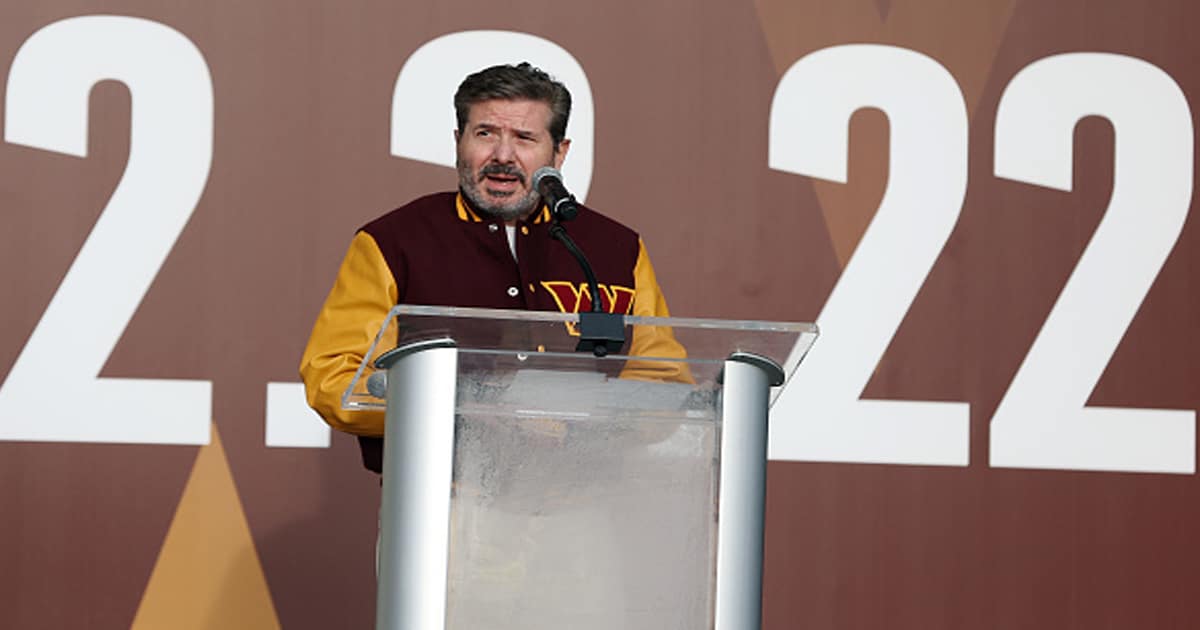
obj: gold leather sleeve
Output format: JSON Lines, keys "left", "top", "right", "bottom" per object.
{"left": 299, "top": 231, "right": 395, "bottom": 436}
{"left": 622, "top": 239, "right": 694, "bottom": 383}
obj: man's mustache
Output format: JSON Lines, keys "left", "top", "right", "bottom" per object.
{"left": 478, "top": 164, "right": 526, "bottom": 184}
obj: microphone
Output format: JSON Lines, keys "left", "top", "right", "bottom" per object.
{"left": 535, "top": 168, "right": 626, "bottom": 357}
{"left": 532, "top": 166, "right": 579, "bottom": 221}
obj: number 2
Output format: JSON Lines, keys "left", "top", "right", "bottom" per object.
{"left": 990, "top": 53, "right": 1195, "bottom": 474}
{"left": 1, "top": 16, "right": 213, "bottom": 444}
{"left": 265, "top": 30, "right": 596, "bottom": 447}
{"left": 767, "top": 44, "right": 971, "bottom": 466}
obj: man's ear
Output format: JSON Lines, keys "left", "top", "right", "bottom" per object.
{"left": 453, "top": 129, "right": 461, "bottom": 143}
{"left": 553, "top": 138, "right": 571, "bottom": 169}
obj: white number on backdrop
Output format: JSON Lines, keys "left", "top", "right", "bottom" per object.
{"left": 990, "top": 53, "right": 1195, "bottom": 474}
{"left": 0, "top": 16, "right": 213, "bottom": 444}
{"left": 265, "top": 31, "right": 596, "bottom": 447}
{"left": 767, "top": 44, "right": 971, "bottom": 466}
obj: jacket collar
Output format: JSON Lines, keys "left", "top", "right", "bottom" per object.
{"left": 456, "top": 192, "right": 551, "bottom": 225}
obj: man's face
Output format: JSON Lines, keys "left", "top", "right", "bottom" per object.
{"left": 455, "top": 98, "right": 569, "bottom": 223}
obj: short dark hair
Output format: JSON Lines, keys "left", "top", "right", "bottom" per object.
{"left": 454, "top": 62, "right": 572, "bottom": 147}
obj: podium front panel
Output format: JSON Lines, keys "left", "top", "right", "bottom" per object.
{"left": 446, "top": 352, "right": 718, "bottom": 629}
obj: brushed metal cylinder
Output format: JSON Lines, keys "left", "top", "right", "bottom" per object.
{"left": 375, "top": 342, "right": 458, "bottom": 630}
{"left": 714, "top": 355, "right": 774, "bottom": 630}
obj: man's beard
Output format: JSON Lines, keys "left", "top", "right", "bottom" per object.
{"left": 457, "top": 160, "right": 541, "bottom": 222}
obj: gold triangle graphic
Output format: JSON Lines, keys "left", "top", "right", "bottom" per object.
{"left": 131, "top": 424, "right": 281, "bottom": 630}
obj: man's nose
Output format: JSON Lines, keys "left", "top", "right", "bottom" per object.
{"left": 491, "top": 135, "right": 516, "bottom": 163}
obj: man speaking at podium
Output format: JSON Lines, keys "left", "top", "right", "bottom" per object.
{"left": 299, "top": 62, "right": 685, "bottom": 473}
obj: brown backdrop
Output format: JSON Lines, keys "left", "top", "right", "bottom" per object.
{"left": 2, "top": 1, "right": 1199, "bottom": 628}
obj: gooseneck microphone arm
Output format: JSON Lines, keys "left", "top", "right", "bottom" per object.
{"left": 535, "top": 167, "right": 625, "bottom": 356}
{"left": 535, "top": 166, "right": 602, "bottom": 313}
{"left": 548, "top": 221, "right": 604, "bottom": 314}
{"left": 548, "top": 219, "right": 625, "bottom": 356}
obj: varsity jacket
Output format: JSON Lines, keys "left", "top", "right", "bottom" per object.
{"left": 299, "top": 191, "right": 686, "bottom": 472}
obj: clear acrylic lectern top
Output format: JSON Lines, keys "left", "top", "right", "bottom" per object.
{"left": 344, "top": 304, "right": 817, "bottom": 411}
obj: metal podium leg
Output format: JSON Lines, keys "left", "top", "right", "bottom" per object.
{"left": 376, "top": 342, "right": 458, "bottom": 630}
{"left": 714, "top": 356, "right": 776, "bottom": 630}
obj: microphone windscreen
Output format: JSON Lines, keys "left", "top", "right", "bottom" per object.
{"left": 531, "top": 166, "right": 562, "bottom": 191}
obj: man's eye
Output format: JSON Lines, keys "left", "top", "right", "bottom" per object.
{"left": 476, "top": 129, "right": 491, "bottom": 137}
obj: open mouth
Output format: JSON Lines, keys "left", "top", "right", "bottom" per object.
{"left": 484, "top": 173, "right": 520, "bottom": 185}
{"left": 480, "top": 169, "right": 524, "bottom": 196}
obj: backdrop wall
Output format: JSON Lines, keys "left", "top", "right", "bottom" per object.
{"left": 2, "top": 1, "right": 1198, "bottom": 628}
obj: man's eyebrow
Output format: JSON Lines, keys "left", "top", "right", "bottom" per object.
{"left": 472, "top": 121, "right": 541, "bottom": 137}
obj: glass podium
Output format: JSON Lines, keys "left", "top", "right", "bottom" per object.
{"left": 345, "top": 305, "right": 817, "bottom": 630}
